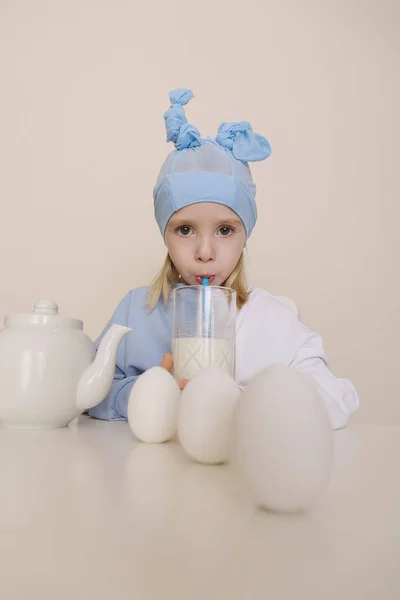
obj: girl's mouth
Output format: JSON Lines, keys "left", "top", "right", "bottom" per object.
{"left": 195, "top": 275, "right": 215, "bottom": 284}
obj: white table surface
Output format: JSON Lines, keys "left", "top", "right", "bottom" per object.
{"left": 0, "top": 417, "right": 399, "bottom": 600}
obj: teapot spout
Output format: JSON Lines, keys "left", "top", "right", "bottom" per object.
{"left": 76, "top": 324, "right": 132, "bottom": 411}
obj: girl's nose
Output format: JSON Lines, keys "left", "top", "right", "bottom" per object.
{"left": 195, "top": 236, "right": 216, "bottom": 263}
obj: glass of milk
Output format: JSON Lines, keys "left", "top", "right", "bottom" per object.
{"left": 172, "top": 285, "right": 237, "bottom": 380}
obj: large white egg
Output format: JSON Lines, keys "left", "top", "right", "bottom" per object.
{"left": 177, "top": 368, "right": 241, "bottom": 465}
{"left": 234, "top": 364, "right": 333, "bottom": 513}
{"left": 127, "top": 367, "right": 181, "bottom": 443}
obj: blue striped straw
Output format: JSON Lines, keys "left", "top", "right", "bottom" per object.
{"left": 201, "top": 277, "right": 212, "bottom": 338}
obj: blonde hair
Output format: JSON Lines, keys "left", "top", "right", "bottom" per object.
{"left": 146, "top": 251, "right": 250, "bottom": 312}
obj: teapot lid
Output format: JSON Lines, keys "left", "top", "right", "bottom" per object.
{"left": 5, "top": 300, "right": 83, "bottom": 330}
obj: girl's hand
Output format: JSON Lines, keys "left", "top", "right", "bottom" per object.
{"left": 160, "top": 353, "right": 189, "bottom": 391}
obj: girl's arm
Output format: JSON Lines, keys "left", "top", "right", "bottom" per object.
{"left": 236, "top": 290, "right": 359, "bottom": 430}
{"left": 88, "top": 368, "right": 141, "bottom": 421}
{"left": 89, "top": 290, "right": 187, "bottom": 421}
{"left": 88, "top": 292, "right": 142, "bottom": 421}
{"left": 290, "top": 331, "right": 359, "bottom": 430}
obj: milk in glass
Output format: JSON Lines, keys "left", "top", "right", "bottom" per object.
{"left": 172, "top": 337, "right": 235, "bottom": 380}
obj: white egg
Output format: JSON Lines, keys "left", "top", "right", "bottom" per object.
{"left": 127, "top": 367, "right": 181, "bottom": 443}
{"left": 177, "top": 368, "right": 241, "bottom": 465}
{"left": 234, "top": 364, "right": 333, "bottom": 513}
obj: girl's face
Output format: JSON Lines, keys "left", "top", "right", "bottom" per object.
{"left": 165, "top": 202, "right": 246, "bottom": 287}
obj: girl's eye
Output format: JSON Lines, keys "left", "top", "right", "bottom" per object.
{"left": 177, "top": 226, "right": 193, "bottom": 236}
{"left": 218, "top": 226, "right": 234, "bottom": 236}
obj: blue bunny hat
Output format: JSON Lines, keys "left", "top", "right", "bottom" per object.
{"left": 153, "top": 88, "right": 271, "bottom": 238}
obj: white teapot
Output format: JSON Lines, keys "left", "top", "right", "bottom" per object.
{"left": 0, "top": 300, "right": 132, "bottom": 429}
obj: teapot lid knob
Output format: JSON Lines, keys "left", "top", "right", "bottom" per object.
{"left": 33, "top": 300, "right": 59, "bottom": 315}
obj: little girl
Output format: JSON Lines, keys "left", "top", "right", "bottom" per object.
{"left": 90, "top": 88, "right": 359, "bottom": 430}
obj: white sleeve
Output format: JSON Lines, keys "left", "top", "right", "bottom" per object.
{"left": 236, "top": 289, "right": 359, "bottom": 430}
{"left": 290, "top": 331, "right": 359, "bottom": 430}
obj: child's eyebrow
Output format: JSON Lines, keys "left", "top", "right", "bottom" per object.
{"left": 168, "top": 218, "right": 197, "bottom": 227}
{"left": 215, "top": 218, "right": 242, "bottom": 226}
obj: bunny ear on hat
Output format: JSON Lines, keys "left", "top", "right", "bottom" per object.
{"left": 163, "top": 88, "right": 203, "bottom": 151}
{"left": 216, "top": 121, "right": 271, "bottom": 162}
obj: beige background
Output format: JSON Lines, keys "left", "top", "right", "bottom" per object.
{"left": 0, "top": 1, "right": 398, "bottom": 425}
